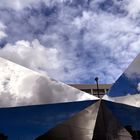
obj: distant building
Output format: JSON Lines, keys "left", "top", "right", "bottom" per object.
{"left": 70, "top": 84, "right": 112, "bottom": 98}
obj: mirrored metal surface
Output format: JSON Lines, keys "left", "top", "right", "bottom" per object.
{"left": 93, "top": 101, "right": 132, "bottom": 140}
{"left": 103, "top": 54, "right": 140, "bottom": 107}
{"left": 0, "top": 57, "right": 98, "bottom": 108}
{"left": 104, "top": 100, "right": 140, "bottom": 140}
{"left": 0, "top": 100, "right": 96, "bottom": 140}
{"left": 35, "top": 101, "right": 100, "bottom": 140}
{"left": 107, "top": 54, "right": 140, "bottom": 98}
{"left": 1, "top": 50, "right": 140, "bottom": 140}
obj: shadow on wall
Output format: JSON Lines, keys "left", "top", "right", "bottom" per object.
{"left": 0, "top": 133, "right": 8, "bottom": 140}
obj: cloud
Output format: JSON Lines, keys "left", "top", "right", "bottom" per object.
{"left": 0, "top": 22, "right": 7, "bottom": 40}
{"left": 137, "top": 83, "right": 140, "bottom": 92}
{"left": 125, "top": 0, "right": 140, "bottom": 17}
{"left": 0, "top": 0, "right": 68, "bottom": 10}
{"left": 0, "top": 0, "right": 140, "bottom": 84}
{"left": 0, "top": 39, "right": 60, "bottom": 72}
{"left": 123, "top": 54, "right": 140, "bottom": 80}
{"left": 0, "top": 0, "right": 42, "bottom": 10}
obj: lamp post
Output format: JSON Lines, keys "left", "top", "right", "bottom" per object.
{"left": 95, "top": 77, "right": 100, "bottom": 98}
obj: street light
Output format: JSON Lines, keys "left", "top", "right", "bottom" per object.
{"left": 95, "top": 77, "right": 100, "bottom": 98}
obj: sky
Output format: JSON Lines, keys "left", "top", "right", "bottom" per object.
{"left": 0, "top": 0, "right": 140, "bottom": 84}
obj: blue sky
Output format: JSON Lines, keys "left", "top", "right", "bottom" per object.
{"left": 0, "top": 0, "right": 140, "bottom": 84}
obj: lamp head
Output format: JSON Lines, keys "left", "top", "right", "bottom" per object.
{"left": 95, "top": 77, "right": 99, "bottom": 82}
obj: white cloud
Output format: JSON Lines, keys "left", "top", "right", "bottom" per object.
{"left": 137, "top": 83, "right": 140, "bottom": 92}
{"left": 0, "top": 22, "right": 7, "bottom": 40}
{"left": 0, "top": 39, "right": 60, "bottom": 72}
{"left": 0, "top": 0, "right": 39, "bottom": 10}
{"left": 0, "top": 31, "right": 7, "bottom": 40}
{"left": 0, "top": 0, "right": 140, "bottom": 84}
{"left": 124, "top": 54, "right": 140, "bottom": 78}
{"left": 71, "top": 10, "right": 140, "bottom": 81}
{"left": 125, "top": 0, "right": 140, "bottom": 17}
{"left": 0, "top": 0, "right": 69, "bottom": 10}
{"left": 0, "top": 39, "right": 94, "bottom": 83}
